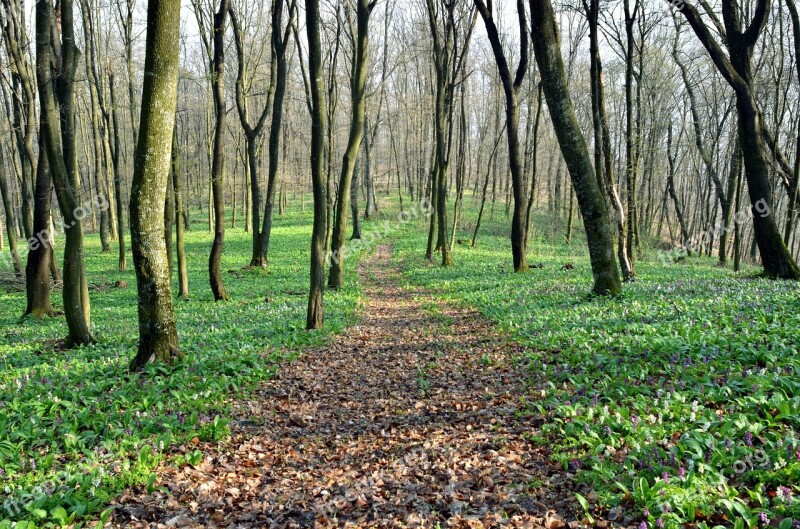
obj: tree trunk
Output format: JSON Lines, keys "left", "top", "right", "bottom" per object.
{"left": 475, "top": 0, "right": 529, "bottom": 272}
{"left": 129, "top": 0, "right": 182, "bottom": 370}
{"left": 35, "top": 0, "right": 94, "bottom": 346}
{"left": 350, "top": 154, "right": 362, "bottom": 239}
{"left": 305, "top": 0, "right": 327, "bottom": 330}
{"left": 109, "top": 70, "right": 127, "bottom": 271}
{"left": 666, "top": 123, "right": 692, "bottom": 254}
{"left": 530, "top": 0, "right": 622, "bottom": 296}
{"left": 675, "top": 0, "right": 800, "bottom": 279}
{"left": 0, "top": 145, "right": 23, "bottom": 276}
{"left": 25, "top": 139, "right": 54, "bottom": 318}
{"left": 173, "top": 128, "right": 190, "bottom": 300}
{"left": 209, "top": 0, "right": 231, "bottom": 301}
{"left": 256, "top": 0, "right": 291, "bottom": 271}
{"left": 329, "top": 0, "right": 375, "bottom": 289}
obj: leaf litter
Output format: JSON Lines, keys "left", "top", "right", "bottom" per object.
{"left": 110, "top": 245, "right": 588, "bottom": 529}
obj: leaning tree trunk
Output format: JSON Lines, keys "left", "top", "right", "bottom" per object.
{"left": 209, "top": 0, "right": 231, "bottom": 301}
{"left": 530, "top": 0, "right": 622, "bottom": 296}
{"left": 129, "top": 0, "right": 182, "bottom": 370}
{"left": 329, "top": 0, "right": 375, "bottom": 290}
{"left": 305, "top": 0, "right": 327, "bottom": 330}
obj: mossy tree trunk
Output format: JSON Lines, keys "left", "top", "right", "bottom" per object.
{"left": 129, "top": 0, "right": 182, "bottom": 370}
{"left": 529, "top": 0, "right": 622, "bottom": 296}
{"left": 35, "top": 0, "right": 94, "bottom": 346}
{"left": 329, "top": 0, "right": 376, "bottom": 290}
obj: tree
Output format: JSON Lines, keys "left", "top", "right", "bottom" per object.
{"left": 0, "top": 145, "right": 23, "bottom": 276}
{"left": 209, "top": 0, "right": 232, "bottom": 301}
{"left": 329, "top": 0, "right": 377, "bottom": 290}
{"left": 305, "top": 0, "right": 328, "bottom": 330}
{"left": 172, "top": 123, "right": 190, "bottom": 300}
{"left": 424, "top": 0, "right": 474, "bottom": 266}
{"left": 108, "top": 67, "right": 128, "bottom": 271}
{"left": 529, "top": 0, "right": 622, "bottom": 296}
{"left": 35, "top": 0, "right": 94, "bottom": 346}
{"left": 129, "top": 0, "right": 182, "bottom": 370}
{"left": 474, "top": 0, "right": 530, "bottom": 272}
{"left": 585, "top": 0, "right": 634, "bottom": 281}
{"left": 0, "top": 0, "right": 36, "bottom": 240}
{"left": 673, "top": 0, "right": 800, "bottom": 279}
{"left": 230, "top": 0, "right": 294, "bottom": 269}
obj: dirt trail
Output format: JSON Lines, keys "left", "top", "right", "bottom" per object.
{"left": 113, "top": 245, "right": 574, "bottom": 528}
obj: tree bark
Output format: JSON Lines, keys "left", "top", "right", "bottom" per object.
{"left": 329, "top": 0, "right": 375, "bottom": 290}
{"left": 305, "top": 0, "right": 327, "bottom": 330}
{"left": 24, "top": 133, "right": 54, "bottom": 318}
{"left": 530, "top": 0, "right": 622, "bottom": 296}
{"left": 674, "top": 0, "right": 800, "bottom": 279}
{"left": 35, "top": 0, "right": 94, "bottom": 346}
{"left": 129, "top": 0, "right": 182, "bottom": 370}
{"left": 475, "top": 0, "right": 529, "bottom": 272}
{"left": 0, "top": 145, "right": 23, "bottom": 276}
{"left": 209, "top": 0, "right": 231, "bottom": 301}
{"left": 109, "top": 69, "right": 127, "bottom": 271}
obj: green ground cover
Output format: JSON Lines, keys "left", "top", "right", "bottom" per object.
{"left": 0, "top": 206, "right": 362, "bottom": 527}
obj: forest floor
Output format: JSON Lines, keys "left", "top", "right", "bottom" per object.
{"left": 109, "top": 244, "right": 579, "bottom": 529}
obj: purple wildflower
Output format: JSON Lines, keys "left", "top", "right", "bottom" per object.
{"left": 632, "top": 416, "right": 640, "bottom": 428}
{"left": 745, "top": 432, "right": 753, "bottom": 447}
{"left": 759, "top": 512, "right": 770, "bottom": 526}
{"left": 661, "top": 472, "right": 669, "bottom": 484}
{"left": 679, "top": 467, "right": 686, "bottom": 479}
{"left": 639, "top": 522, "right": 647, "bottom": 529}
{"left": 657, "top": 518, "right": 665, "bottom": 529}
{"left": 643, "top": 508, "right": 650, "bottom": 517}
{"left": 777, "top": 486, "right": 792, "bottom": 500}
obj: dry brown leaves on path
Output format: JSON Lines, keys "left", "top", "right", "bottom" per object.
{"left": 110, "top": 245, "right": 583, "bottom": 529}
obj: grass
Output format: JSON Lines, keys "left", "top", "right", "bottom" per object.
{"left": 393, "top": 203, "right": 800, "bottom": 529}
{"left": 3, "top": 191, "right": 799, "bottom": 529}
{"left": 0, "top": 204, "right": 363, "bottom": 527}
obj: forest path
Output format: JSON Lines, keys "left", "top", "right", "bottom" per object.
{"left": 113, "top": 245, "right": 572, "bottom": 528}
